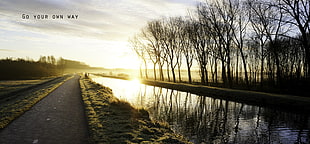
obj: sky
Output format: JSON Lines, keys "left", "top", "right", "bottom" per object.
{"left": 0, "top": 0, "right": 201, "bottom": 69}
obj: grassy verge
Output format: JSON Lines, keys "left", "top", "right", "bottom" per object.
{"left": 79, "top": 75, "right": 191, "bottom": 144}
{"left": 0, "top": 75, "right": 72, "bottom": 129}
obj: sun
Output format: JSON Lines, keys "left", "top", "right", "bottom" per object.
{"left": 117, "top": 53, "right": 140, "bottom": 69}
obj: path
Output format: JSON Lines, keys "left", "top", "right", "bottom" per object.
{"left": 0, "top": 75, "right": 89, "bottom": 144}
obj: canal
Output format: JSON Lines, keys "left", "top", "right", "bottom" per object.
{"left": 90, "top": 75, "right": 310, "bottom": 144}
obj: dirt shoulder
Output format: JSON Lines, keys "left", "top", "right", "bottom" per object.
{"left": 79, "top": 75, "right": 191, "bottom": 144}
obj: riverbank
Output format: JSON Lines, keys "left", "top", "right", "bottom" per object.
{"left": 79, "top": 75, "right": 191, "bottom": 143}
{"left": 142, "top": 79, "right": 310, "bottom": 113}
{"left": 93, "top": 74, "right": 310, "bottom": 113}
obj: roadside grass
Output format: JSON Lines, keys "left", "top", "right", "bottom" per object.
{"left": 0, "top": 75, "right": 72, "bottom": 129}
{"left": 79, "top": 75, "right": 191, "bottom": 144}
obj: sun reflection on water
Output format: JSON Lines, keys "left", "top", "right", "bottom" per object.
{"left": 121, "top": 78, "right": 141, "bottom": 101}
{"left": 121, "top": 78, "right": 141, "bottom": 98}
{"left": 92, "top": 76, "right": 143, "bottom": 106}
{"left": 129, "top": 78, "right": 141, "bottom": 87}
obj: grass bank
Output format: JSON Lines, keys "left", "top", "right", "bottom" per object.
{"left": 79, "top": 75, "right": 191, "bottom": 144}
{"left": 0, "top": 75, "right": 72, "bottom": 129}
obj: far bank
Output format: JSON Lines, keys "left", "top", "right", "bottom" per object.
{"left": 94, "top": 74, "right": 310, "bottom": 113}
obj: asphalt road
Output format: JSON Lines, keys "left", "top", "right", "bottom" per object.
{"left": 0, "top": 75, "right": 89, "bottom": 144}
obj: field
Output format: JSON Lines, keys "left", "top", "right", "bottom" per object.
{"left": 0, "top": 78, "right": 55, "bottom": 98}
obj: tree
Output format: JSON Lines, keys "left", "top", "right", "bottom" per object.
{"left": 278, "top": 0, "right": 310, "bottom": 77}
{"left": 161, "top": 18, "right": 180, "bottom": 83}
{"left": 247, "top": 0, "right": 288, "bottom": 86}
{"left": 130, "top": 36, "right": 149, "bottom": 79}
{"left": 198, "top": 0, "right": 236, "bottom": 87}
{"left": 247, "top": 0, "right": 269, "bottom": 87}
{"left": 232, "top": 0, "right": 250, "bottom": 88}
{"left": 144, "top": 20, "right": 166, "bottom": 80}
{"left": 181, "top": 19, "right": 195, "bottom": 83}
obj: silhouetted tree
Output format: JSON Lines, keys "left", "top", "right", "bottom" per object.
{"left": 129, "top": 0, "right": 310, "bottom": 96}
{"left": 277, "top": 0, "right": 310, "bottom": 77}
{"left": 130, "top": 36, "right": 149, "bottom": 79}
{"left": 180, "top": 19, "right": 195, "bottom": 83}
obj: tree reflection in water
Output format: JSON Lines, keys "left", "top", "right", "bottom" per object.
{"left": 144, "top": 87, "right": 309, "bottom": 144}
{"left": 91, "top": 77, "right": 309, "bottom": 144}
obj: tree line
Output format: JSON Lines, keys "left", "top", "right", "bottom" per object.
{"left": 130, "top": 0, "right": 310, "bottom": 95}
{"left": 0, "top": 56, "right": 91, "bottom": 80}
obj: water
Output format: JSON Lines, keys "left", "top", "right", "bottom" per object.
{"left": 91, "top": 76, "right": 310, "bottom": 144}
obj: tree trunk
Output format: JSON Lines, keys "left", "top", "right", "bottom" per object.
{"left": 227, "top": 57, "right": 233, "bottom": 88}
{"left": 260, "top": 45, "right": 264, "bottom": 88}
{"left": 200, "top": 64, "right": 206, "bottom": 84}
{"left": 204, "top": 65, "right": 208, "bottom": 85}
{"left": 236, "top": 51, "right": 239, "bottom": 85}
{"left": 144, "top": 59, "right": 148, "bottom": 79}
{"left": 186, "top": 59, "right": 192, "bottom": 83}
{"left": 160, "top": 63, "right": 164, "bottom": 81}
{"left": 153, "top": 63, "right": 157, "bottom": 80}
{"left": 178, "top": 66, "right": 182, "bottom": 82}
{"left": 240, "top": 49, "right": 249, "bottom": 88}
{"left": 187, "top": 66, "right": 192, "bottom": 84}
{"left": 215, "top": 59, "right": 218, "bottom": 84}
{"left": 171, "top": 62, "right": 176, "bottom": 83}
{"left": 221, "top": 61, "right": 227, "bottom": 86}
{"left": 166, "top": 63, "right": 170, "bottom": 82}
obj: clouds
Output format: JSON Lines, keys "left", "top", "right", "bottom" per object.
{"left": 0, "top": 49, "right": 15, "bottom": 52}
{"left": 1, "top": 0, "right": 199, "bottom": 40}
{"left": 0, "top": 0, "right": 200, "bottom": 67}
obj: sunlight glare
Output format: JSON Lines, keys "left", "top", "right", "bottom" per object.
{"left": 115, "top": 78, "right": 142, "bottom": 103}
{"left": 118, "top": 54, "right": 140, "bottom": 69}
{"left": 130, "top": 78, "right": 141, "bottom": 86}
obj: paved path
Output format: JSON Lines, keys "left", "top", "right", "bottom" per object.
{"left": 0, "top": 75, "right": 89, "bottom": 144}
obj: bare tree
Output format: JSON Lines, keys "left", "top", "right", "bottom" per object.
{"left": 198, "top": 0, "right": 236, "bottom": 87}
{"left": 187, "top": 14, "right": 209, "bottom": 84}
{"left": 160, "top": 18, "right": 181, "bottom": 83}
{"left": 145, "top": 20, "right": 166, "bottom": 81}
{"left": 129, "top": 35, "right": 149, "bottom": 79}
{"left": 278, "top": 0, "right": 310, "bottom": 77}
{"left": 172, "top": 17, "right": 185, "bottom": 82}
{"left": 181, "top": 19, "right": 195, "bottom": 83}
{"left": 247, "top": 0, "right": 269, "bottom": 87}
{"left": 248, "top": 0, "right": 288, "bottom": 86}
{"left": 232, "top": 0, "right": 250, "bottom": 88}
{"left": 129, "top": 0, "right": 309, "bottom": 95}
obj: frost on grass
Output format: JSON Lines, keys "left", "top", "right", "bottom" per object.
{"left": 79, "top": 76, "right": 191, "bottom": 144}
